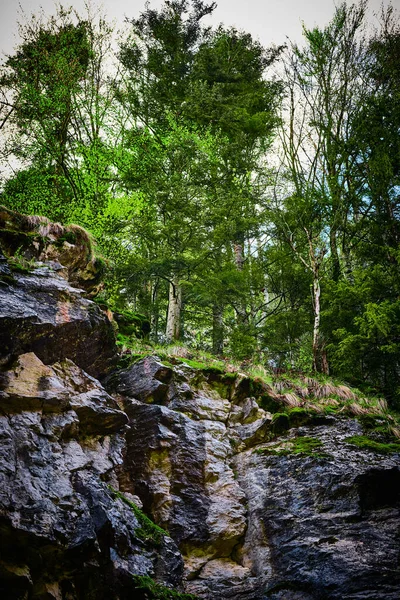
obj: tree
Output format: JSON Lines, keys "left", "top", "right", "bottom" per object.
{"left": 275, "top": 1, "right": 370, "bottom": 371}
{"left": 323, "top": 5, "right": 400, "bottom": 403}
{"left": 184, "top": 26, "right": 283, "bottom": 354}
{"left": 118, "top": 1, "right": 282, "bottom": 347}
{"left": 0, "top": 5, "right": 122, "bottom": 233}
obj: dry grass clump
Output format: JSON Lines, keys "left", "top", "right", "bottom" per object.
{"left": 280, "top": 392, "right": 302, "bottom": 408}
{"left": 296, "top": 386, "right": 310, "bottom": 399}
{"left": 320, "top": 397, "right": 341, "bottom": 407}
{"left": 2, "top": 206, "right": 93, "bottom": 252}
{"left": 389, "top": 426, "right": 400, "bottom": 439}
{"left": 273, "top": 380, "right": 291, "bottom": 394}
{"left": 346, "top": 403, "right": 370, "bottom": 416}
{"left": 378, "top": 398, "right": 388, "bottom": 412}
{"left": 313, "top": 382, "right": 338, "bottom": 399}
{"left": 336, "top": 385, "right": 357, "bottom": 401}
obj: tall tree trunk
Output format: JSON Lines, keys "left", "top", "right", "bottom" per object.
{"left": 212, "top": 303, "right": 224, "bottom": 355}
{"left": 166, "top": 276, "right": 182, "bottom": 343}
{"left": 151, "top": 280, "right": 159, "bottom": 341}
{"left": 312, "top": 276, "right": 321, "bottom": 372}
{"left": 233, "top": 237, "right": 247, "bottom": 324}
{"left": 233, "top": 241, "right": 244, "bottom": 271}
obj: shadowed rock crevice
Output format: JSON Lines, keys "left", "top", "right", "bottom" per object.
{"left": 357, "top": 467, "right": 400, "bottom": 512}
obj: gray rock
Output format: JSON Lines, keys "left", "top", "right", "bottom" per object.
{"left": 0, "top": 356, "right": 183, "bottom": 599}
{"left": 0, "top": 269, "right": 117, "bottom": 377}
{"left": 107, "top": 359, "right": 400, "bottom": 599}
{"left": 105, "top": 355, "right": 173, "bottom": 403}
{"left": 1, "top": 256, "right": 399, "bottom": 600}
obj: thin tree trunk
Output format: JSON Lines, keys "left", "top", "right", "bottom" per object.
{"left": 151, "top": 280, "right": 159, "bottom": 341}
{"left": 312, "top": 276, "right": 321, "bottom": 372}
{"left": 212, "top": 303, "right": 224, "bottom": 355}
{"left": 233, "top": 242, "right": 244, "bottom": 271}
{"left": 166, "top": 276, "right": 182, "bottom": 343}
{"left": 330, "top": 227, "right": 340, "bottom": 282}
{"left": 233, "top": 238, "right": 247, "bottom": 324}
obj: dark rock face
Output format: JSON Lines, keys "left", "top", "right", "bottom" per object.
{"left": 105, "top": 358, "right": 400, "bottom": 600}
{"left": 0, "top": 215, "right": 399, "bottom": 599}
{"left": 106, "top": 355, "right": 173, "bottom": 403}
{"left": 0, "top": 267, "right": 117, "bottom": 377}
{"left": 0, "top": 206, "right": 118, "bottom": 377}
{"left": 0, "top": 354, "right": 183, "bottom": 600}
{"left": 234, "top": 422, "right": 400, "bottom": 600}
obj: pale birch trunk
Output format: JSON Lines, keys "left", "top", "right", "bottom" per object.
{"left": 166, "top": 277, "right": 182, "bottom": 343}
{"left": 312, "top": 276, "right": 321, "bottom": 372}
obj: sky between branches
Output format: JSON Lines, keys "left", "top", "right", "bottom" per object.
{"left": 0, "top": 0, "right": 395, "bottom": 58}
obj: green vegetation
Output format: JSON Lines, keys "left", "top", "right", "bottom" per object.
{"left": 1, "top": 1, "right": 400, "bottom": 407}
{"left": 132, "top": 575, "right": 198, "bottom": 600}
{"left": 345, "top": 436, "right": 400, "bottom": 454}
{"left": 255, "top": 436, "right": 325, "bottom": 457}
{"left": 109, "top": 488, "right": 167, "bottom": 545}
{"left": 105, "top": 338, "right": 400, "bottom": 435}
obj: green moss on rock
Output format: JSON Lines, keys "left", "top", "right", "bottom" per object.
{"left": 345, "top": 435, "right": 400, "bottom": 454}
{"left": 271, "top": 413, "right": 290, "bottom": 434}
{"left": 109, "top": 488, "right": 167, "bottom": 545}
{"left": 132, "top": 575, "right": 198, "bottom": 599}
{"left": 256, "top": 436, "right": 325, "bottom": 457}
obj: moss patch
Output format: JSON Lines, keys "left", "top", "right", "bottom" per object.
{"left": 345, "top": 435, "right": 400, "bottom": 454}
{"left": 132, "top": 575, "right": 198, "bottom": 599}
{"left": 271, "top": 413, "right": 290, "bottom": 434}
{"left": 109, "top": 488, "right": 167, "bottom": 545}
{"left": 256, "top": 436, "right": 325, "bottom": 457}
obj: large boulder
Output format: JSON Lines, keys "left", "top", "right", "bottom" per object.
{"left": 0, "top": 266, "right": 117, "bottom": 377}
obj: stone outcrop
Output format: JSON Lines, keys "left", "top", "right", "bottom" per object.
{"left": 0, "top": 206, "right": 105, "bottom": 295}
{"left": 0, "top": 353, "right": 183, "bottom": 600}
{"left": 0, "top": 210, "right": 399, "bottom": 599}
{"left": 0, "top": 207, "right": 117, "bottom": 377}
{"left": 105, "top": 357, "right": 400, "bottom": 600}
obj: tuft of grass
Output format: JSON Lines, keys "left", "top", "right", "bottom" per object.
{"left": 246, "top": 364, "right": 274, "bottom": 385}
{"left": 173, "top": 357, "right": 225, "bottom": 373}
{"left": 105, "top": 338, "right": 400, "bottom": 433}
{"left": 345, "top": 435, "right": 400, "bottom": 454}
{"left": 7, "top": 254, "right": 36, "bottom": 274}
{"left": 255, "top": 436, "right": 325, "bottom": 457}
{"left": 109, "top": 487, "right": 167, "bottom": 545}
{"left": 132, "top": 575, "right": 198, "bottom": 599}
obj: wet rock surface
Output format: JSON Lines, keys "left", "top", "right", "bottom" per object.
{"left": 0, "top": 206, "right": 117, "bottom": 377}
{"left": 106, "top": 357, "right": 400, "bottom": 600}
{"left": 0, "top": 354, "right": 183, "bottom": 600}
{"left": 0, "top": 213, "right": 399, "bottom": 599}
{"left": 0, "top": 266, "right": 117, "bottom": 377}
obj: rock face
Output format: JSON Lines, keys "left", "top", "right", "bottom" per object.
{"left": 1, "top": 210, "right": 399, "bottom": 599}
{"left": 0, "top": 207, "right": 117, "bottom": 377}
{"left": 0, "top": 266, "right": 117, "bottom": 377}
{"left": 0, "top": 353, "right": 183, "bottom": 600}
{"left": 105, "top": 357, "right": 400, "bottom": 600}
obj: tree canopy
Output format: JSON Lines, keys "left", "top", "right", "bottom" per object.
{"left": 1, "top": 0, "right": 400, "bottom": 407}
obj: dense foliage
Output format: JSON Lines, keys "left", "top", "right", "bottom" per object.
{"left": 1, "top": 0, "right": 400, "bottom": 405}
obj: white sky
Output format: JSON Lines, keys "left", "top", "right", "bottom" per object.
{"left": 0, "top": 0, "right": 396, "bottom": 58}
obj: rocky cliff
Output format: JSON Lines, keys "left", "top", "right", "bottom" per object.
{"left": 0, "top": 209, "right": 399, "bottom": 600}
